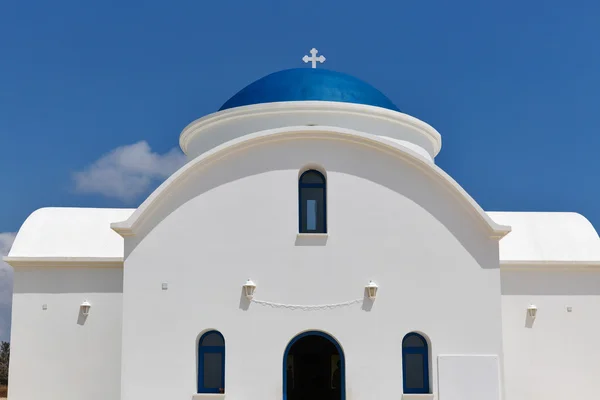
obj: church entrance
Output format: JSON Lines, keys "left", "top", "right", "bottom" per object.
{"left": 284, "top": 331, "right": 344, "bottom": 400}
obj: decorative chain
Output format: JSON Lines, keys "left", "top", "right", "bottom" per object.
{"left": 250, "top": 298, "right": 363, "bottom": 311}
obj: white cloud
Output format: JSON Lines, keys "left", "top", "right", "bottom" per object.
{"left": 73, "top": 141, "right": 187, "bottom": 203}
{"left": 0, "top": 232, "right": 16, "bottom": 342}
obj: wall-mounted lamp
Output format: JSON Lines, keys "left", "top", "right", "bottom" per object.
{"left": 80, "top": 301, "right": 91, "bottom": 316}
{"left": 366, "top": 281, "right": 378, "bottom": 300}
{"left": 243, "top": 279, "right": 256, "bottom": 300}
{"left": 527, "top": 304, "right": 537, "bottom": 319}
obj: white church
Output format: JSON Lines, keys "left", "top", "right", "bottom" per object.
{"left": 5, "top": 50, "right": 600, "bottom": 400}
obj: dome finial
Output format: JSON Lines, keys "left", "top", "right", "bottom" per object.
{"left": 302, "top": 48, "right": 326, "bottom": 69}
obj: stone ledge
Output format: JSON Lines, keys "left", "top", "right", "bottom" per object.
{"left": 402, "top": 394, "right": 435, "bottom": 400}
{"left": 192, "top": 394, "right": 225, "bottom": 400}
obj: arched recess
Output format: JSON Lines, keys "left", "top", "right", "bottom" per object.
{"left": 198, "top": 330, "right": 225, "bottom": 394}
{"left": 283, "top": 331, "right": 345, "bottom": 400}
{"left": 402, "top": 332, "right": 430, "bottom": 394}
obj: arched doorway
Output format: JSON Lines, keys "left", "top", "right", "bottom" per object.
{"left": 284, "top": 331, "right": 345, "bottom": 400}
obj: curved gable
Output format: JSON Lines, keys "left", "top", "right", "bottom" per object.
{"left": 111, "top": 127, "right": 509, "bottom": 242}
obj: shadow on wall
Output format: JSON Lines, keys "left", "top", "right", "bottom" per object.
{"left": 361, "top": 288, "right": 374, "bottom": 312}
{"left": 77, "top": 308, "right": 89, "bottom": 326}
{"left": 502, "top": 270, "right": 600, "bottom": 296}
{"left": 524, "top": 310, "right": 535, "bottom": 329}
{"left": 13, "top": 267, "right": 123, "bottom": 294}
{"left": 239, "top": 287, "right": 250, "bottom": 311}
{"left": 124, "top": 134, "right": 497, "bottom": 269}
{"left": 294, "top": 235, "right": 328, "bottom": 246}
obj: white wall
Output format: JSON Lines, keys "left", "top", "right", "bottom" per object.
{"left": 501, "top": 269, "right": 600, "bottom": 400}
{"left": 120, "top": 137, "right": 503, "bottom": 400}
{"left": 9, "top": 267, "right": 123, "bottom": 400}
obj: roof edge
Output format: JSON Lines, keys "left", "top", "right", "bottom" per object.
{"left": 501, "top": 260, "right": 600, "bottom": 271}
{"left": 3, "top": 256, "right": 123, "bottom": 268}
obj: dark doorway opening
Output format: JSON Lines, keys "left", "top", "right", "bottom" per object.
{"left": 284, "top": 332, "right": 344, "bottom": 400}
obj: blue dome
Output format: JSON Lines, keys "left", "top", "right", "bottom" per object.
{"left": 219, "top": 68, "right": 400, "bottom": 112}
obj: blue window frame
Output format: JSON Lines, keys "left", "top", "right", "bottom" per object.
{"left": 299, "top": 170, "right": 327, "bottom": 233}
{"left": 402, "top": 332, "right": 430, "bottom": 394}
{"left": 198, "top": 330, "right": 225, "bottom": 393}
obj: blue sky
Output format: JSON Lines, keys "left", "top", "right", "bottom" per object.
{"left": 1, "top": 1, "right": 599, "bottom": 339}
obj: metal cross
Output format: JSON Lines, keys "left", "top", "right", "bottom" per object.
{"left": 302, "top": 48, "right": 326, "bottom": 68}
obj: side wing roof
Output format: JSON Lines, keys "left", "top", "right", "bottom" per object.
{"left": 488, "top": 211, "right": 600, "bottom": 267}
{"left": 5, "top": 208, "right": 599, "bottom": 268}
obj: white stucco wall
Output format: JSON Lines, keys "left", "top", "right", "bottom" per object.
{"left": 8, "top": 267, "right": 123, "bottom": 400}
{"left": 120, "top": 136, "right": 504, "bottom": 400}
{"left": 501, "top": 269, "right": 600, "bottom": 400}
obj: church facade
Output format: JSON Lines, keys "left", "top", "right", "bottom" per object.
{"left": 5, "top": 66, "right": 600, "bottom": 400}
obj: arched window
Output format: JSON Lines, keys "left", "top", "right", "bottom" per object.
{"left": 402, "top": 332, "right": 430, "bottom": 394}
{"left": 299, "top": 170, "right": 327, "bottom": 233}
{"left": 198, "top": 330, "right": 225, "bottom": 393}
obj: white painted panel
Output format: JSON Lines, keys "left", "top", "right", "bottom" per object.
{"left": 9, "top": 267, "right": 123, "bottom": 400}
{"left": 438, "top": 355, "right": 500, "bottom": 400}
{"left": 501, "top": 270, "right": 600, "bottom": 400}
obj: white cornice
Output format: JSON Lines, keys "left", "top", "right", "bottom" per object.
{"left": 3, "top": 256, "right": 123, "bottom": 268}
{"left": 5, "top": 257, "right": 599, "bottom": 270}
{"left": 179, "top": 101, "right": 442, "bottom": 158}
{"left": 112, "top": 126, "right": 510, "bottom": 240}
{"left": 500, "top": 260, "right": 600, "bottom": 271}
